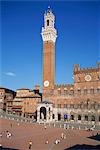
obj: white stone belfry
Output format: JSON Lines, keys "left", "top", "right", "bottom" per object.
{"left": 41, "top": 7, "right": 57, "bottom": 43}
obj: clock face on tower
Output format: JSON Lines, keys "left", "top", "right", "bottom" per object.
{"left": 85, "top": 75, "right": 92, "bottom": 82}
{"left": 44, "top": 80, "right": 49, "bottom": 87}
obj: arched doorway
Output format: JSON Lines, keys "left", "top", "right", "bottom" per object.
{"left": 78, "top": 115, "right": 81, "bottom": 120}
{"left": 85, "top": 115, "right": 88, "bottom": 121}
{"left": 70, "top": 115, "right": 74, "bottom": 120}
{"left": 37, "top": 101, "right": 53, "bottom": 123}
{"left": 58, "top": 113, "right": 61, "bottom": 121}
{"left": 40, "top": 107, "right": 46, "bottom": 120}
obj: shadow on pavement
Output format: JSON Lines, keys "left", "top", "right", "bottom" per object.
{"left": 0, "top": 147, "right": 19, "bottom": 150}
{"left": 88, "top": 133, "right": 100, "bottom": 141}
{"left": 64, "top": 144, "right": 100, "bottom": 150}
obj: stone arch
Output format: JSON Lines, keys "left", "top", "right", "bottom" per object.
{"left": 37, "top": 102, "right": 53, "bottom": 123}
{"left": 40, "top": 107, "right": 46, "bottom": 120}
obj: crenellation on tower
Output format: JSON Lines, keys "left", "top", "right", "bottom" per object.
{"left": 41, "top": 7, "right": 57, "bottom": 43}
{"left": 54, "top": 84, "right": 74, "bottom": 89}
{"left": 74, "top": 64, "right": 80, "bottom": 72}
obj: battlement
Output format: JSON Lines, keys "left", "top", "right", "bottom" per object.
{"left": 74, "top": 62, "right": 100, "bottom": 74}
{"left": 55, "top": 84, "right": 73, "bottom": 88}
{"left": 44, "top": 6, "right": 54, "bottom": 17}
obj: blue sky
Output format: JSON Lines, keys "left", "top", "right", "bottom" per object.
{"left": 1, "top": 0, "right": 100, "bottom": 91}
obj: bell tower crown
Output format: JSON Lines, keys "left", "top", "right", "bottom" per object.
{"left": 41, "top": 7, "right": 57, "bottom": 43}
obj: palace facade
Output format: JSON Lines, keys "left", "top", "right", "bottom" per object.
{"left": 37, "top": 8, "right": 100, "bottom": 126}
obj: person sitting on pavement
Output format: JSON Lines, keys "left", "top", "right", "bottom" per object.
{"left": 45, "top": 139, "right": 49, "bottom": 144}
{"left": 61, "top": 132, "right": 64, "bottom": 139}
{"left": 54, "top": 139, "right": 60, "bottom": 144}
{"left": 6, "top": 131, "right": 12, "bottom": 139}
{"left": 0, "top": 143, "right": 2, "bottom": 148}
{"left": 28, "top": 140, "right": 32, "bottom": 149}
{"left": 44, "top": 125, "right": 47, "bottom": 130}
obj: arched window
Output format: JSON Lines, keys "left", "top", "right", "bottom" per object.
{"left": 69, "top": 90, "right": 74, "bottom": 96}
{"left": 47, "top": 20, "right": 49, "bottom": 26}
{"left": 97, "top": 88, "right": 100, "bottom": 93}
{"left": 50, "top": 89, "right": 54, "bottom": 96}
{"left": 90, "top": 88, "right": 94, "bottom": 94}
{"left": 58, "top": 89, "right": 61, "bottom": 96}
{"left": 84, "top": 89, "right": 88, "bottom": 94}
{"left": 64, "top": 89, "right": 67, "bottom": 96}
{"left": 78, "top": 88, "right": 81, "bottom": 95}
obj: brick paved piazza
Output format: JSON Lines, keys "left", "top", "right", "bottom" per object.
{"left": 0, "top": 118, "right": 100, "bottom": 150}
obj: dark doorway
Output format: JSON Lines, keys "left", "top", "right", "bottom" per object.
{"left": 78, "top": 115, "right": 81, "bottom": 120}
{"left": 85, "top": 115, "right": 88, "bottom": 121}
{"left": 52, "top": 114, "right": 55, "bottom": 119}
{"left": 40, "top": 107, "right": 46, "bottom": 120}
{"left": 70, "top": 115, "right": 74, "bottom": 120}
{"left": 58, "top": 113, "right": 61, "bottom": 121}
{"left": 91, "top": 115, "right": 95, "bottom": 121}
{"left": 34, "top": 110, "right": 37, "bottom": 120}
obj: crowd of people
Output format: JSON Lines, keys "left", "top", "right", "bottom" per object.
{"left": 0, "top": 130, "right": 12, "bottom": 139}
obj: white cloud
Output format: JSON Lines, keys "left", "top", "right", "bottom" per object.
{"left": 4, "top": 72, "right": 16, "bottom": 77}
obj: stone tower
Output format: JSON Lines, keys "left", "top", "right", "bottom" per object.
{"left": 41, "top": 7, "right": 57, "bottom": 97}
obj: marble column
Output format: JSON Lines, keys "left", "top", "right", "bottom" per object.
{"left": 37, "top": 109, "right": 40, "bottom": 123}
{"left": 55, "top": 112, "right": 58, "bottom": 121}
{"left": 46, "top": 107, "right": 49, "bottom": 122}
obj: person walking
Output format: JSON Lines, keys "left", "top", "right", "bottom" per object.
{"left": 28, "top": 140, "right": 32, "bottom": 149}
{"left": 45, "top": 139, "right": 49, "bottom": 144}
{"left": 61, "top": 132, "right": 64, "bottom": 139}
{"left": 44, "top": 125, "right": 47, "bottom": 130}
